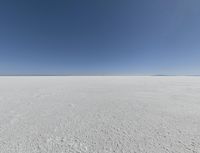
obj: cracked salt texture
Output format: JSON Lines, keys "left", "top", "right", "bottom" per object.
{"left": 0, "top": 76, "right": 200, "bottom": 153}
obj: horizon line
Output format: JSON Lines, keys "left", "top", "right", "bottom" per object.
{"left": 0, "top": 74, "right": 200, "bottom": 77}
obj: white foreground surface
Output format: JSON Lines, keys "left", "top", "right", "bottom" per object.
{"left": 0, "top": 76, "right": 200, "bottom": 153}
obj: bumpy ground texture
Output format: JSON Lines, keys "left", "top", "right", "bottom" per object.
{"left": 0, "top": 76, "right": 200, "bottom": 153}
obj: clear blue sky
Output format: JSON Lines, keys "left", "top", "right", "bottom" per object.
{"left": 0, "top": 0, "right": 200, "bottom": 75}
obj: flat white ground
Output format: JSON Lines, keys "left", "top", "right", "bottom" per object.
{"left": 0, "top": 76, "right": 200, "bottom": 153}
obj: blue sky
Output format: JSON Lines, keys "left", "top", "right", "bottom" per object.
{"left": 0, "top": 0, "right": 200, "bottom": 75}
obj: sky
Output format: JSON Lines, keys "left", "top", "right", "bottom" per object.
{"left": 0, "top": 0, "right": 200, "bottom": 75}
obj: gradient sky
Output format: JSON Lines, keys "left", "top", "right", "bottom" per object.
{"left": 1, "top": 0, "right": 200, "bottom": 75}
